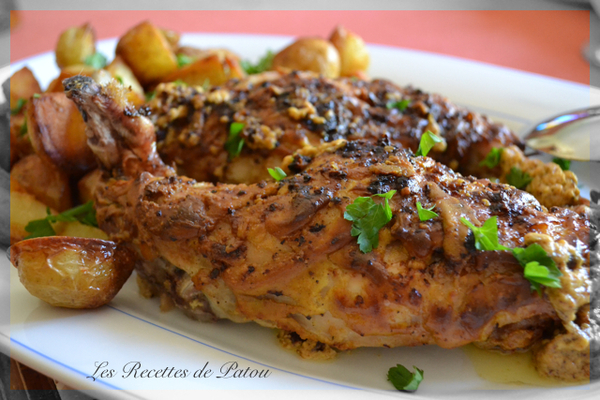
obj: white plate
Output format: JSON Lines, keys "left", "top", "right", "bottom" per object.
{"left": 2, "top": 33, "right": 599, "bottom": 400}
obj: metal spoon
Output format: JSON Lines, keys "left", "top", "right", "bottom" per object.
{"left": 522, "top": 105, "right": 600, "bottom": 162}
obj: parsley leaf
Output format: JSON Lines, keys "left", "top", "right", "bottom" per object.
{"left": 268, "top": 167, "right": 287, "bottom": 181}
{"left": 84, "top": 52, "right": 108, "bottom": 69}
{"left": 415, "top": 130, "right": 443, "bottom": 157}
{"left": 173, "top": 79, "right": 187, "bottom": 87}
{"left": 344, "top": 190, "right": 396, "bottom": 253}
{"left": 145, "top": 91, "right": 156, "bottom": 102}
{"left": 506, "top": 167, "right": 532, "bottom": 189}
{"left": 241, "top": 50, "right": 274, "bottom": 75}
{"left": 177, "top": 53, "right": 195, "bottom": 68}
{"left": 480, "top": 147, "right": 503, "bottom": 168}
{"left": 552, "top": 157, "right": 570, "bottom": 171}
{"left": 25, "top": 201, "right": 98, "bottom": 239}
{"left": 225, "top": 122, "right": 245, "bottom": 159}
{"left": 387, "top": 364, "right": 424, "bottom": 392}
{"left": 33, "top": 93, "right": 41, "bottom": 98}
{"left": 512, "top": 243, "right": 562, "bottom": 294}
{"left": 115, "top": 76, "right": 124, "bottom": 85}
{"left": 460, "top": 216, "right": 509, "bottom": 252}
{"left": 11, "top": 98, "right": 27, "bottom": 115}
{"left": 416, "top": 201, "right": 438, "bottom": 221}
{"left": 386, "top": 99, "right": 410, "bottom": 112}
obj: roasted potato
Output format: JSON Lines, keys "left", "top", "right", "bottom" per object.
{"left": 9, "top": 67, "right": 41, "bottom": 110}
{"left": 104, "top": 56, "right": 145, "bottom": 106}
{"left": 10, "top": 178, "right": 62, "bottom": 244}
{"left": 77, "top": 168, "right": 103, "bottom": 205}
{"left": 329, "top": 25, "right": 370, "bottom": 77}
{"left": 59, "top": 222, "right": 108, "bottom": 240}
{"left": 176, "top": 46, "right": 241, "bottom": 63}
{"left": 272, "top": 37, "right": 341, "bottom": 78}
{"left": 160, "top": 28, "right": 181, "bottom": 52}
{"left": 26, "top": 92, "right": 96, "bottom": 175}
{"left": 10, "top": 237, "right": 135, "bottom": 308}
{"left": 116, "top": 21, "right": 178, "bottom": 86}
{"left": 55, "top": 23, "right": 96, "bottom": 69}
{"left": 162, "top": 53, "right": 245, "bottom": 87}
{"left": 45, "top": 64, "right": 96, "bottom": 93}
{"left": 9, "top": 113, "right": 34, "bottom": 167}
{"left": 11, "top": 154, "right": 72, "bottom": 212}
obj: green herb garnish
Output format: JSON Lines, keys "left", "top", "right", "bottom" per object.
{"left": 480, "top": 147, "right": 503, "bottom": 168}
{"left": 552, "top": 157, "right": 570, "bottom": 171}
{"left": 512, "top": 243, "right": 562, "bottom": 294}
{"left": 11, "top": 98, "right": 26, "bottom": 115}
{"left": 115, "top": 76, "right": 124, "bottom": 85}
{"left": 173, "top": 79, "right": 187, "bottom": 87}
{"left": 24, "top": 201, "right": 98, "bottom": 239}
{"left": 387, "top": 364, "right": 424, "bottom": 392}
{"left": 415, "top": 130, "right": 443, "bottom": 157}
{"left": 506, "top": 167, "right": 532, "bottom": 189}
{"left": 460, "top": 216, "right": 509, "bottom": 252}
{"left": 19, "top": 120, "right": 28, "bottom": 137}
{"left": 177, "top": 53, "right": 195, "bottom": 68}
{"left": 416, "top": 201, "right": 438, "bottom": 221}
{"left": 84, "top": 52, "right": 108, "bottom": 69}
{"left": 241, "top": 50, "right": 274, "bottom": 75}
{"left": 344, "top": 190, "right": 396, "bottom": 253}
{"left": 268, "top": 167, "right": 287, "bottom": 181}
{"left": 386, "top": 99, "right": 410, "bottom": 112}
{"left": 461, "top": 216, "right": 562, "bottom": 293}
{"left": 145, "top": 91, "right": 156, "bottom": 102}
{"left": 225, "top": 122, "right": 245, "bottom": 159}
{"left": 33, "top": 93, "right": 41, "bottom": 99}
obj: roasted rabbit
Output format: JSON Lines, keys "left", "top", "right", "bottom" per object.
{"left": 149, "top": 71, "right": 580, "bottom": 208}
{"left": 64, "top": 75, "right": 596, "bottom": 382}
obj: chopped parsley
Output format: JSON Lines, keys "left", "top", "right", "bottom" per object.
{"left": 415, "top": 130, "right": 443, "bottom": 157}
{"left": 387, "top": 364, "right": 424, "bottom": 392}
{"left": 225, "top": 122, "right": 245, "bottom": 159}
{"left": 145, "top": 91, "right": 156, "bottom": 102}
{"left": 416, "top": 201, "right": 438, "bottom": 221}
{"left": 267, "top": 167, "right": 287, "bottom": 181}
{"left": 386, "top": 99, "right": 410, "bottom": 112}
{"left": 512, "top": 243, "right": 562, "bottom": 294}
{"left": 506, "top": 167, "right": 532, "bottom": 189}
{"left": 84, "top": 52, "right": 108, "bottom": 69}
{"left": 241, "top": 50, "right": 274, "bottom": 75}
{"left": 25, "top": 201, "right": 98, "bottom": 239}
{"left": 344, "top": 190, "right": 396, "bottom": 253}
{"left": 460, "top": 216, "right": 508, "bottom": 252}
{"left": 461, "top": 216, "right": 562, "bottom": 293}
{"left": 173, "top": 79, "right": 187, "bottom": 87}
{"left": 552, "top": 157, "right": 570, "bottom": 171}
{"left": 115, "top": 76, "right": 124, "bottom": 85}
{"left": 33, "top": 93, "right": 41, "bottom": 99}
{"left": 11, "top": 98, "right": 26, "bottom": 115}
{"left": 176, "top": 53, "right": 195, "bottom": 68}
{"left": 480, "top": 147, "right": 503, "bottom": 168}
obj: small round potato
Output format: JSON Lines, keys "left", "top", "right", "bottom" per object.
{"left": 55, "top": 23, "right": 96, "bottom": 69}
{"left": 272, "top": 37, "right": 341, "bottom": 78}
{"left": 329, "top": 25, "right": 370, "bottom": 77}
{"left": 10, "top": 237, "right": 135, "bottom": 309}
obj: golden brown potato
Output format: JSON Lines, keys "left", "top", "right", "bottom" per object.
{"left": 161, "top": 53, "right": 245, "bottom": 87}
{"left": 10, "top": 237, "right": 135, "bottom": 309}
{"left": 45, "top": 64, "right": 96, "bottom": 93}
{"left": 104, "top": 56, "right": 145, "bottom": 106}
{"left": 55, "top": 23, "right": 96, "bottom": 69}
{"left": 160, "top": 28, "right": 180, "bottom": 52}
{"left": 176, "top": 46, "right": 241, "bottom": 62}
{"left": 59, "top": 222, "right": 109, "bottom": 240}
{"left": 10, "top": 178, "right": 63, "bottom": 244}
{"left": 11, "top": 154, "right": 72, "bottom": 212}
{"left": 26, "top": 92, "right": 96, "bottom": 175}
{"left": 272, "top": 37, "right": 340, "bottom": 78}
{"left": 9, "top": 67, "right": 41, "bottom": 110}
{"left": 9, "top": 113, "right": 34, "bottom": 167}
{"left": 329, "top": 25, "right": 370, "bottom": 77}
{"left": 116, "top": 21, "right": 178, "bottom": 86}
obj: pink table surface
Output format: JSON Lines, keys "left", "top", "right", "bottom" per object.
{"left": 10, "top": 10, "right": 590, "bottom": 85}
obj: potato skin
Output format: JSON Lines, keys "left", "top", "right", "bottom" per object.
{"left": 272, "top": 37, "right": 341, "bottom": 78}
{"left": 10, "top": 237, "right": 135, "bottom": 309}
{"left": 116, "top": 21, "right": 178, "bottom": 86}
{"left": 329, "top": 25, "right": 370, "bottom": 77}
{"left": 55, "top": 23, "right": 96, "bottom": 69}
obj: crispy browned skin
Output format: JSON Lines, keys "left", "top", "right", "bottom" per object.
{"left": 64, "top": 75, "right": 594, "bottom": 381}
{"left": 150, "top": 71, "right": 520, "bottom": 183}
